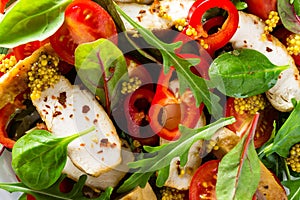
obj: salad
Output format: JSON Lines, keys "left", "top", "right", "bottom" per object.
{"left": 0, "top": 0, "right": 299, "bottom": 199}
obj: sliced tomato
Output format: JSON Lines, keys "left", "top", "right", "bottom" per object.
{"left": 13, "top": 41, "right": 44, "bottom": 61}
{"left": 189, "top": 160, "right": 219, "bottom": 200}
{"left": 50, "top": 0, "right": 117, "bottom": 65}
{"left": 244, "top": 0, "right": 277, "bottom": 20}
{"left": 225, "top": 97, "right": 278, "bottom": 148}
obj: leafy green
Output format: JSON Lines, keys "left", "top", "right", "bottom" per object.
{"left": 0, "top": 174, "right": 113, "bottom": 200}
{"left": 282, "top": 179, "right": 300, "bottom": 200}
{"left": 231, "top": 0, "right": 248, "bottom": 10}
{"left": 216, "top": 114, "right": 260, "bottom": 200}
{"left": 292, "top": 0, "right": 300, "bottom": 16}
{"left": 0, "top": 0, "right": 71, "bottom": 48}
{"left": 117, "top": 117, "right": 235, "bottom": 193}
{"left": 114, "top": 2, "right": 223, "bottom": 119}
{"left": 209, "top": 49, "right": 289, "bottom": 98}
{"left": 264, "top": 100, "right": 300, "bottom": 157}
{"left": 278, "top": 0, "right": 300, "bottom": 34}
{"left": 0, "top": 47, "right": 9, "bottom": 54}
{"left": 75, "top": 38, "right": 128, "bottom": 112}
{"left": 12, "top": 127, "right": 95, "bottom": 190}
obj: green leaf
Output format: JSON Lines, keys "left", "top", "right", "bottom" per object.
{"left": 0, "top": 174, "right": 113, "bottom": 200}
{"left": 117, "top": 172, "right": 153, "bottom": 193}
{"left": 0, "top": 47, "right": 9, "bottom": 54}
{"left": 156, "top": 165, "right": 170, "bottom": 187}
{"left": 216, "top": 115, "right": 261, "bottom": 200}
{"left": 114, "top": 3, "right": 223, "bottom": 119}
{"left": 209, "top": 49, "right": 289, "bottom": 98}
{"left": 75, "top": 38, "right": 128, "bottom": 111}
{"left": 231, "top": 0, "right": 248, "bottom": 10}
{"left": 265, "top": 100, "right": 300, "bottom": 157}
{"left": 0, "top": 0, "right": 71, "bottom": 48}
{"left": 278, "top": 0, "right": 300, "bottom": 34}
{"left": 293, "top": 0, "right": 300, "bottom": 17}
{"left": 117, "top": 117, "right": 235, "bottom": 193}
{"left": 282, "top": 179, "right": 300, "bottom": 200}
{"left": 11, "top": 127, "right": 95, "bottom": 190}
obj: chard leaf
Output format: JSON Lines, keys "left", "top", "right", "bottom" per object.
{"left": 114, "top": 3, "right": 223, "bottom": 119}
{"left": 282, "top": 179, "right": 300, "bottom": 200}
{"left": 294, "top": 0, "right": 300, "bottom": 16}
{"left": 0, "top": 174, "right": 113, "bottom": 200}
{"left": 11, "top": 127, "right": 95, "bottom": 190}
{"left": 265, "top": 100, "right": 300, "bottom": 157}
{"left": 209, "top": 49, "right": 288, "bottom": 98}
{"left": 117, "top": 117, "right": 235, "bottom": 193}
{"left": 75, "top": 38, "right": 128, "bottom": 112}
{"left": 278, "top": 0, "right": 300, "bottom": 34}
{"left": 0, "top": 0, "right": 71, "bottom": 48}
{"left": 216, "top": 114, "right": 261, "bottom": 200}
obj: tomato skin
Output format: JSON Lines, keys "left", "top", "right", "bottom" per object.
{"left": 189, "top": 160, "right": 219, "bottom": 200}
{"left": 244, "top": 0, "right": 277, "bottom": 20}
{"left": 13, "top": 41, "right": 44, "bottom": 61}
{"left": 50, "top": 0, "right": 117, "bottom": 65}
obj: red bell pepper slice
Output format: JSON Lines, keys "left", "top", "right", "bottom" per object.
{"left": 183, "top": 0, "right": 239, "bottom": 53}
{"left": 149, "top": 67, "right": 202, "bottom": 141}
{"left": 0, "top": 0, "right": 9, "bottom": 14}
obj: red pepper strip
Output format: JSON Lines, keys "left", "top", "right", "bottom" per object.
{"left": 149, "top": 67, "right": 202, "bottom": 141}
{"left": 183, "top": 0, "right": 239, "bottom": 53}
{"left": 0, "top": 0, "right": 9, "bottom": 14}
{"left": 0, "top": 103, "right": 18, "bottom": 148}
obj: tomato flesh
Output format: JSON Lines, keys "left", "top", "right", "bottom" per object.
{"left": 189, "top": 160, "right": 219, "bottom": 200}
{"left": 244, "top": 0, "right": 277, "bottom": 20}
{"left": 50, "top": 0, "right": 117, "bottom": 65}
{"left": 225, "top": 97, "right": 278, "bottom": 148}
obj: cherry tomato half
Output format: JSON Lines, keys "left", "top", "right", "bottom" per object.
{"left": 0, "top": 0, "right": 9, "bottom": 14}
{"left": 50, "top": 0, "right": 117, "bottom": 65}
{"left": 189, "top": 160, "right": 219, "bottom": 200}
{"left": 225, "top": 97, "right": 278, "bottom": 148}
{"left": 244, "top": 0, "right": 277, "bottom": 20}
{"left": 13, "top": 40, "right": 45, "bottom": 61}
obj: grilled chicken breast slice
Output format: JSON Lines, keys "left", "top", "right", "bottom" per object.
{"left": 230, "top": 11, "right": 300, "bottom": 112}
{"left": 32, "top": 76, "right": 122, "bottom": 177}
{"left": 63, "top": 140, "right": 133, "bottom": 191}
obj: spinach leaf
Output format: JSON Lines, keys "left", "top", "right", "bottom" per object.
{"left": 0, "top": 174, "right": 113, "bottom": 200}
{"left": 11, "top": 127, "right": 95, "bottom": 190}
{"left": 216, "top": 114, "right": 261, "bottom": 200}
{"left": 282, "top": 179, "right": 300, "bottom": 200}
{"left": 114, "top": 2, "right": 223, "bottom": 119}
{"left": 75, "top": 38, "right": 128, "bottom": 113}
{"left": 209, "top": 49, "right": 288, "bottom": 98}
{"left": 0, "top": 0, "right": 71, "bottom": 48}
{"left": 117, "top": 117, "right": 235, "bottom": 193}
{"left": 278, "top": 0, "right": 300, "bottom": 34}
{"left": 264, "top": 100, "right": 300, "bottom": 157}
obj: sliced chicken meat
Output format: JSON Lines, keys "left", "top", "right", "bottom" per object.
{"left": 230, "top": 11, "right": 300, "bottom": 112}
{"left": 32, "top": 76, "right": 122, "bottom": 177}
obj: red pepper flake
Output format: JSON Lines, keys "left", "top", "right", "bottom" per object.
{"left": 45, "top": 105, "right": 50, "bottom": 108}
{"left": 82, "top": 105, "right": 90, "bottom": 113}
{"left": 93, "top": 119, "right": 98, "bottom": 124}
{"left": 69, "top": 114, "right": 73, "bottom": 118}
{"left": 84, "top": 116, "right": 90, "bottom": 122}
{"left": 266, "top": 47, "right": 273, "bottom": 52}
{"left": 43, "top": 97, "right": 48, "bottom": 102}
{"left": 100, "top": 138, "right": 109, "bottom": 147}
{"left": 80, "top": 143, "right": 86, "bottom": 147}
{"left": 53, "top": 111, "right": 62, "bottom": 117}
{"left": 42, "top": 109, "right": 48, "bottom": 115}
{"left": 58, "top": 92, "right": 67, "bottom": 108}
{"left": 97, "top": 150, "right": 103, "bottom": 154}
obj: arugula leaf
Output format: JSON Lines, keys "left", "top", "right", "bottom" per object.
{"left": 278, "top": 0, "right": 300, "bottom": 34}
{"left": 231, "top": 0, "right": 248, "bottom": 10}
{"left": 264, "top": 100, "right": 300, "bottom": 157}
{"left": 0, "top": 174, "right": 113, "bottom": 200}
{"left": 209, "top": 49, "right": 289, "bottom": 98}
{"left": 282, "top": 179, "right": 300, "bottom": 200}
{"left": 12, "top": 127, "right": 95, "bottom": 190}
{"left": 0, "top": 0, "right": 71, "bottom": 48}
{"left": 114, "top": 3, "right": 223, "bottom": 119}
{"left": 75, "top": 38, "right": 128, "bottom": 112}
{"left": 117, "top": 117, "right": 235, "bottom": 193}
{"left": 216, "top": 114, "right": 261, "bottom": 200}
